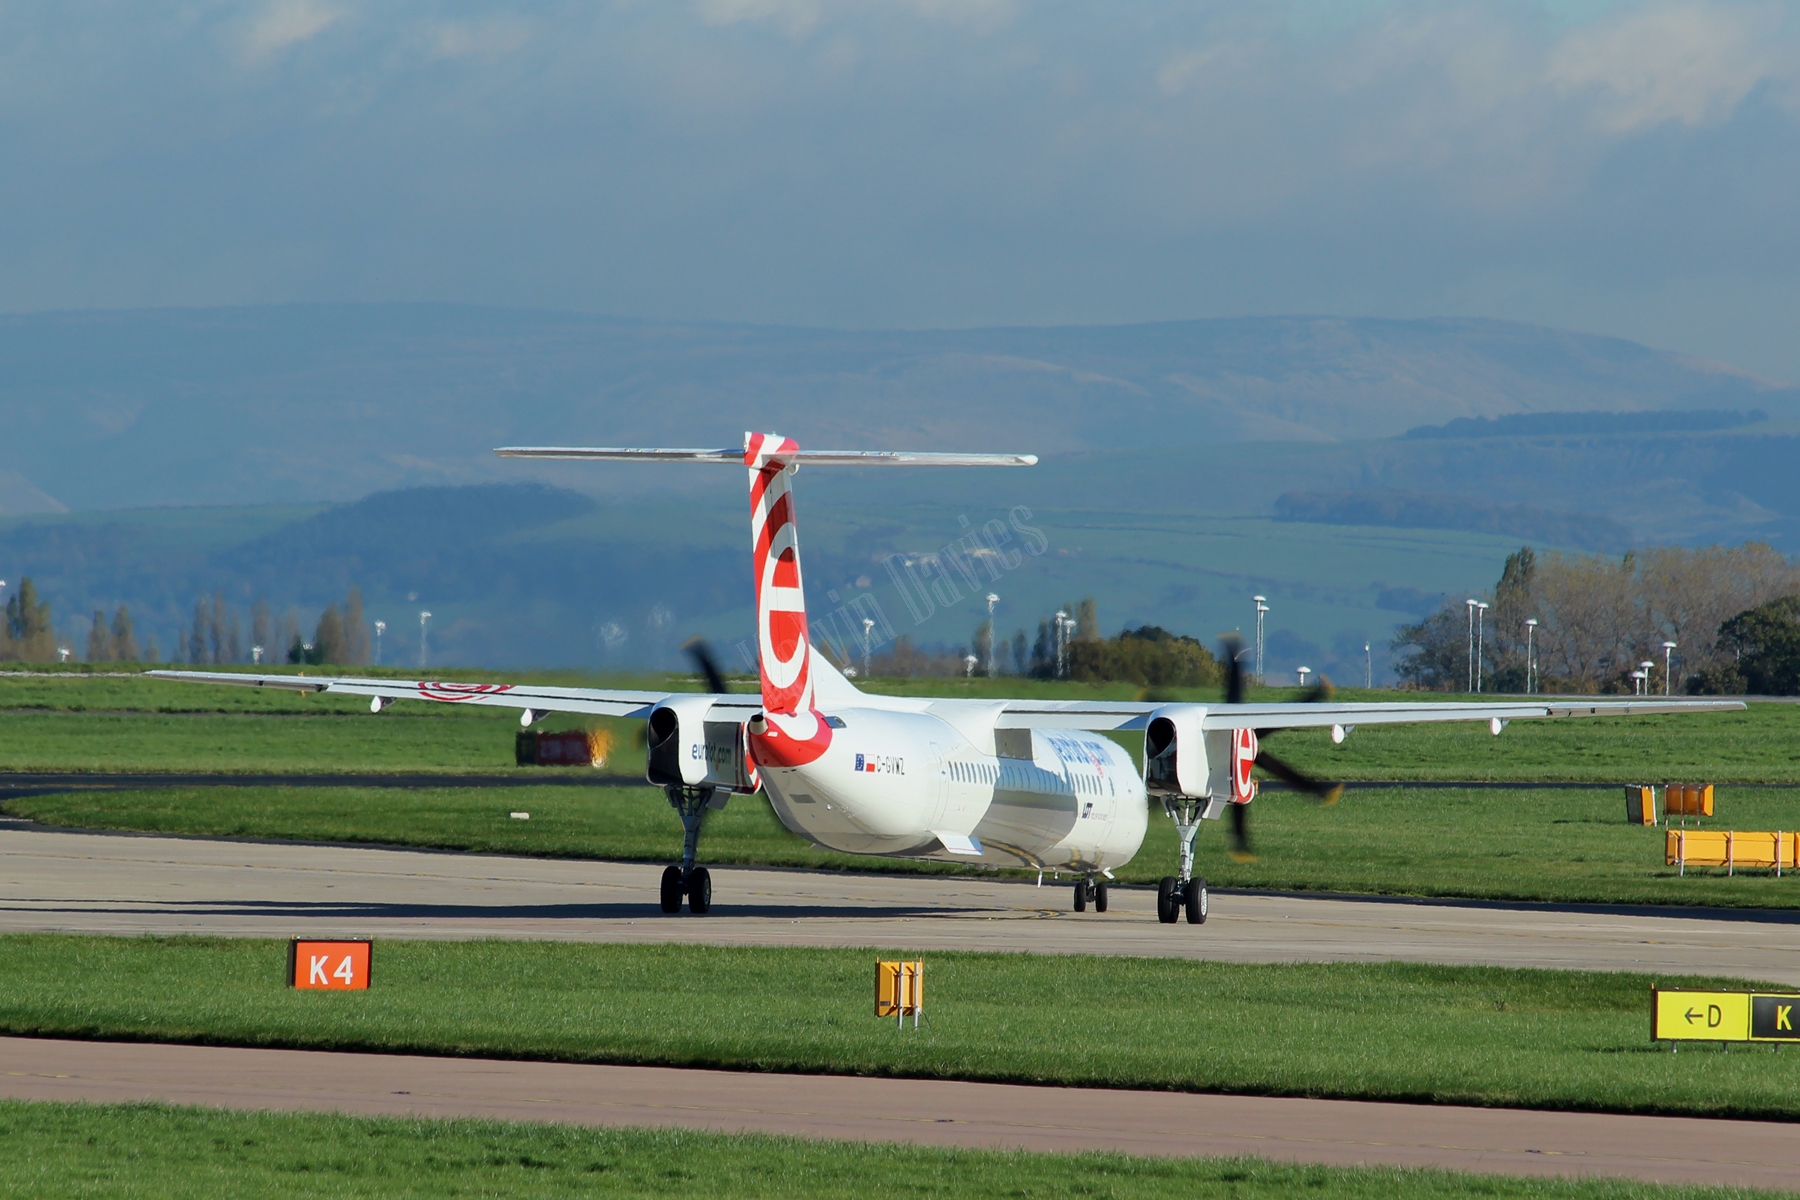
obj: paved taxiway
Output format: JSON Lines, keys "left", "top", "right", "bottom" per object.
{"left": 7, "top": 1037, "right": 1800, "bottom": 1189}
{"left": 4, "top": 818, "right": 1798, "bottom": 981}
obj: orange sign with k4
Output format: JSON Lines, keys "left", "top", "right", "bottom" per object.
{"left": 288, "top": 940, "right": 372, "bottom": 990}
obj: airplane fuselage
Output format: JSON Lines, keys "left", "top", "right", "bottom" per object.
{"left": 758, "top": 704, "right": 1148, "bottom": 873}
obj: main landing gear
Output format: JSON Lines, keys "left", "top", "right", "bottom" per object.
{"left": 660, "top": 784, "right": 726, "bottom": 915}
{"left": 660, "top": 864, "right": 711, "bottom": 914}
{"left": 1157, "top": 794, "right": 1210, "bottom": 924}
{"left": 1071, "top": 877, "right": 1109, "bottom": 913}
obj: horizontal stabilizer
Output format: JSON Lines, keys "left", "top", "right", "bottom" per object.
{"left": 494, "top": 446, "right": 1036, "bottom": 467}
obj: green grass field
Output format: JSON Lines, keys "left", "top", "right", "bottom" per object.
{"left": 15, "top": 781, "right": 1800, "bottom": 908}
{"left": 0, "top": 670, "right": 1791, "bottom": 781}
{"left": 0, "top": 935, "right": 1792, "bottom": 1121}
{"left": 2, "top": 1102, "right": 1771, "bottom": 1200}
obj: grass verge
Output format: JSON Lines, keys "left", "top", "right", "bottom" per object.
{"left": 0, "top": 673, "right": 1796, "bottom": 784}
{"left": 0, "top": 711, "right": 647, "bottom": 775}
{"left": 2, "top": 935, "right": 1796, "bottom": 1121}
{"left": 16, "top": 783, "right": 1800, "bottom": 908}
{"left": 1, "top": 1101, "right": 1775, "bottom": 1200}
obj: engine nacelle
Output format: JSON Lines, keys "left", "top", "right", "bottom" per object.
{"left": 1146, "top": 705, "right": 1258, "bottom": 810}
{"left": 646, "top": 696, "right": 758, "bottom": 792}
{"left": 1144, "top": 705, "right": 1209, "bottom": 797}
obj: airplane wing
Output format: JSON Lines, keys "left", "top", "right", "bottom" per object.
{"left": 145, "top": 670, "right": 762, "bottom": 720}
{"left": 995, "top": 696, "right": 1747, "bottom": 732}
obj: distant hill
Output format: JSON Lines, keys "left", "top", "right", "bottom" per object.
{"left": 1402, "top": 409, "right": 1768, "bottom": 439}
{"left": 1, "top": 304, "right": 1792, "bottom": 511}
{"left": 0, "top": 481, "right": 1562, "bottom": 680}
{"left": 1273, "top": 489, "right": 1631, "bottom": 552}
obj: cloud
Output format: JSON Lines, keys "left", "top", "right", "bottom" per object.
{"left": 695, "top": 0, "right": 1013, "bottom": 39}
{"left": 696, "top": 0, "right": 828, "bottom": 37}
{"left": 429, "top": 17, "right": 532, "bottom": 60}
{"left": 240, "top": 0, "right": 346, "bottom": 64}
{"left": 5, "top": 0, "right": 1800, "bottom": 382}
{"left": 1548, "top": 2, "right": 1797, "bottom": 132}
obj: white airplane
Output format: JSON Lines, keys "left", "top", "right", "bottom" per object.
{"left": 155, "top": 431, "right": 1744, "bottom": 924}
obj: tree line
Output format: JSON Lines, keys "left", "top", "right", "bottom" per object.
{"left": 1392, "top": 543, "right": 1800, "bottom": 693}
{"left": 867, "top": 597, "right": 1221, "bottom": 687}
{"left": 0, "top": 579, "right": 380, "bottom": 666}
{"left": 172, "top": 588, "right": 374, "bottom": 666}
{"left": 1, "top": 579, "right": 62, "bottom": 662}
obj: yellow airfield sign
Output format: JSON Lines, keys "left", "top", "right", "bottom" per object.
{"left": 1653, "top": 990, "right": 1800, "bottom": 1042}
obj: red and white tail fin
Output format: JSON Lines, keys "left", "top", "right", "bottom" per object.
{"left": 492, "top": 433, "right": 1034, "bottom": 744}
{"left": 745, "top": 432, "right": 813, "bottom": 717}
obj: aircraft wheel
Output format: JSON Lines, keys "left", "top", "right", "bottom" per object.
{"left": 1184, "top": 876, "right": 1208, "bottom": 925}
{"left": 659, "top": 865, "right": 683, "bottom": 914}
{"left": 1072, "top": 880, "right": 1087, "bottom": 912}
{"left": 1094, "top": 882, "right": 1109, "bottom": 913}
{"left": 1156, "top": 876, "right": 1179, "bottom": 924}
{"left": 688, "top": 867, "right": 712, "bottom": 915}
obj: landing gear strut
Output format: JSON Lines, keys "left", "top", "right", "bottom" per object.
{"left": 660, "top": 784, "right": 726, "bottom": 914}
{"left": 1157, "top": 795, "right": 1209, "bottom": 925}
{"left": 1071, "top": 878, "right": 1109, "bottom": 913}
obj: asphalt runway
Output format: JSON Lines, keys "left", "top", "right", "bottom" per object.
{"left": 4, "top": 817, "right": 1799, "bottom": 981}
{"left": 6, "top": 1037, "right": 1800, "bottom": 1189}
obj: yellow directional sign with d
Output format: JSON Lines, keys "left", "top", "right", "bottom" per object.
{"left": 1653, "top": 990, "right": 1800, "bottom": 1042}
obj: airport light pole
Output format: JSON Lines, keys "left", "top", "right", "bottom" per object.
{"left": 1297, "top": 665, "right": 1311, "bottom": 688}
{"left": 1525, "top": 619, "right": 1539, "bottom": 694}
{"left": 862, "top": 617, "right": 875, "bottom": 680}
{"left": 1475, "top": 602, "right": 1489, "bottom": 692}
{"left": 964, "top": 653, "right": 978, "bottom": 678}
{"left": 1465, "top": 599, "right": 1478, "bottom": 692}
{"left": 1662, "top": 641, "right": 1677, "bottom": 696}
{"left": 374, "top": 620, "right": 386, "bottom": 666}
{"left": 1365, "top": 642, "right": 1372, "bottom": 690}
{"left": 1055, "top": 610, "right": 1069, "bottom": 679}
{"left": 1638, "top": 661, "right": 1655, "bottom": 697}
{"left": 1253, "top": 596, "right": 1268, "bottom": 684}
{"left": 418, "top": 611, "right": 432, "bottom": 670}
{"left": 251, "top": 644, "right": 263, "bottom": 665}
{"left": 986, "top": 593, "right": 999, "bottom": 679}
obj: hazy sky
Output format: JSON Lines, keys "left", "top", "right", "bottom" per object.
{"left": 5, "top": 1, "right": 1800, "bottom": 378}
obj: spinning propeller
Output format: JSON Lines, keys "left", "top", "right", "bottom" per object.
{"left": 1219, "top": 636, "right": 1346, "bottom": 862}
{"left": 684, "top": 639, "right": 730, "bottom": 695}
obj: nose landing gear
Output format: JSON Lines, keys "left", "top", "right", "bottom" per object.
{"left": 661, "top": 784, "right": 726, "bottom": 914}
{"left": 1071, "top": 877, "right": 1109, "bottom": 913}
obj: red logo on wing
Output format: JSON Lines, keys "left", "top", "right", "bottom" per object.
{"left": 416, "top": 682, "right": 515, "bottom": 703}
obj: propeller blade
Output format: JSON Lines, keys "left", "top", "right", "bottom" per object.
{"left": 1253, "top": 748, "right": 1345, "bottom": 806}
{"left": 1228, "top": 800, "right": 1256, "bottom": 863}
{"left": 1301, "top": 674, "right": 1335, "bottom": 703}
{"left": 683, "top": 638, "right": 729, "bottom": 695}
{"left": 1220, "top": 636, "right": 1246, "bottom": 705}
